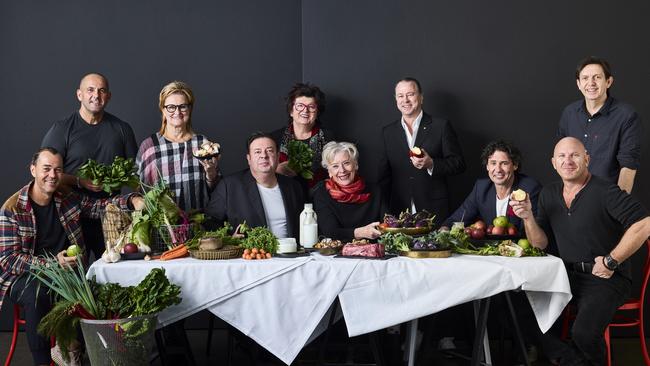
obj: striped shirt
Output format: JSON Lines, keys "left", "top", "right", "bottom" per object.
{"left": 0, "top": 182, "right": 133, "bottom": 310}
{"left": 136, "top": 133, "right": 212, "bottom": 211}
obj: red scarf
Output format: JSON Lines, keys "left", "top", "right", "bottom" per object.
{"left": 325, "top": 177, "right": 371, "bottom": 204}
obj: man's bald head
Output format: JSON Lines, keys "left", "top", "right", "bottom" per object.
{"left": 76, "top": 73, "right": 111, "bottom": 120}
{"left": 552, "top": 137, "right": 590, "bottom": 183}
{"left": 553, "top": 137, "right": 586, "bottom": 157}
{"left": 79, "top": 73, "right": 109, "bottom": 91}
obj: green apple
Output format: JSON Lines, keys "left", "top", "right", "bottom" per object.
{"left": 66, "top": 244, "right": 81, "bottom": 257}
{"left": 517, "top": 239, "right": 531, "bottom": 250}
{"left": 493, "top": 216, "right": 509, "bottom": 228}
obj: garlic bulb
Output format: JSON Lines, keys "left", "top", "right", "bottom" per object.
{"left": 102, "top": 249, "right": 121, "bottom": 263}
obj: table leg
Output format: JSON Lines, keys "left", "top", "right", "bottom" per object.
{"left": 504, "top": 291, "right": 529, "bottom": 366}
{"left": 405, "top": 319, "right": 418, "bottom": 366}
{"left": 472, "top": 298, "right": 492, "bottom": 366}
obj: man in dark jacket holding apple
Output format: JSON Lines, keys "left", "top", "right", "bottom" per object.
{"left": 377, "top": 77, "right": 465, "bottom": 219}
{"left": 510, "top": 137, "right": 650, "bottom": 366}
{"left": 442, "top": 140, "right": 542, "bottom": 235}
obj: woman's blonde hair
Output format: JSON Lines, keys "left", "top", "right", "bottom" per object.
{"left": 321, "top": 141, "right": 359, "bottom": 169}
{"left": 158, "top": 81, "right": 195, "bottom": 135}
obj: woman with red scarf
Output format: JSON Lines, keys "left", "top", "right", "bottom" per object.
{"left": 271, "top": 83, "right": 334, "bottom": 200}
{"left": 313, "top": 141, "right": 387, "bottom": 242}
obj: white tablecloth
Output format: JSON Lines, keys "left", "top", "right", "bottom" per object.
{"left": 87, "top": 253, "right": 571, "bottom": 365}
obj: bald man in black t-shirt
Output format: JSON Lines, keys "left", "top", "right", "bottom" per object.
{"left": 510, "top": 137, "right": 650, "bottom": 366}
{"left": 41, "top": 73, "right": 137, "bottom": 261}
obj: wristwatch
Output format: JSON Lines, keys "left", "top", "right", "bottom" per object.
{"left": 603, "top": 255, "right": 619, "bottom": 271}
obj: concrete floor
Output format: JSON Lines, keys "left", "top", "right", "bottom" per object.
{"left": 2, "top": 328, "right": 648, "bottom": 365}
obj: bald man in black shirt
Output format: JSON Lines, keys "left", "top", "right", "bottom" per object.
{"left": 510, "top": 137, "right": 650, "bottom": 365}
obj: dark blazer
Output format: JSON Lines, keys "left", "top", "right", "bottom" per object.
{"left": 441, "top": 173, "right": 542, "bottom": 231}
{"left": 377, "top": 112, "right": 465, "bottom": 219}
{"left": 204, "top": 169, "right": 305, "bottom": 238}
{"left": 312, "top": 181, "right": 387, "bottom": 242}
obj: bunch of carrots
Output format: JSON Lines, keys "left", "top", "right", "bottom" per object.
{"left": 160, "top": 244, "right": 189, "bottom": 260}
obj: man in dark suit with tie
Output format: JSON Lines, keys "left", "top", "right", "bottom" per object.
{"left": 378, "top": 77, "right": 465, "bottom": 219}
{"left": 205, "top": 132, "right": 304, "bottom": 238}
{"left": 441, "top": 140, "right": 542, "bottom": 231}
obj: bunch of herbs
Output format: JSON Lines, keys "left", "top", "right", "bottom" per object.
{"left": 77, "top": 157, "right": 140, "bottom": 193}
{"left": 287, "top": 140, "right": 314, "bottom": 179}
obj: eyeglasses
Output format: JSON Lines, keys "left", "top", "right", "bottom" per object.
{"left": 164, "top": 104, "right": 191, "bottom": 113}
{"left": 293, "top": 103, "right": 318, "bottom": 113}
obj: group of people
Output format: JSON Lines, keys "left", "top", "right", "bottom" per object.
{"left": 0, "top": 55, "right": 648, "bottom": 366}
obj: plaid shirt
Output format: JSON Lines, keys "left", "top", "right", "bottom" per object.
{"left": 137, "top": 133, "right": 212, "bottom": 211}
{"left": 0, "top": 182, "right": 133, "bottom": 310}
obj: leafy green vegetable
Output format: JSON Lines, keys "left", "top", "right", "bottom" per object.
{"left": 188, "top": 211, "right": 206, "bottom": 224}
{"left": 129, "top": 268, "right": 182, "bottom": 317}
{"left": 127, "top": 211, "right": 151, "bottom": 246}
{"left": 287, "top": 140, "right": 314, "bottom": 180}
{"left": 77, "top": 157, "right": 140, "bottom": 193}
{"left": 95, "top": 283, "right": 134, "bottom": 319}
{"left": 378, "top": 232, "right": 413, "bottom": 253}
{"left": 37, "top": 300, "right": 81, "bottom": 361}
{"left": 241, "top": 226, "right": 278, "bottom": 254}
{"left": 141, "top": 179, "right": 185, "bottom": 247}
{"left": 438, "top": 229, "right": 546, "bottom": 257}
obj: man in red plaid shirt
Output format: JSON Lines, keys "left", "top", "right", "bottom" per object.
{"left": 0, "top": 147, "right": 143, "bottom": 365}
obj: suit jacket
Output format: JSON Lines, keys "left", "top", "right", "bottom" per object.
{"left": 441, "top": 173, "right": 542, "bottom": 231}
{"left": 377, "top": 112, "right": 465, "bottom": 219}
{"left": 204, "top": 169, "right": 305, "bottom": 238}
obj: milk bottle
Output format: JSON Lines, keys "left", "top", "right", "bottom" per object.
{"left": 299, "top": 203, "right": 318, "bottom": 248}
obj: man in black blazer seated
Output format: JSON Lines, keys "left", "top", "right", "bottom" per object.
{"left": 205, "top": 132, "right": 304, "bottom": 238}
{"left": 378, "top": 77, "right": 465, "bottom": 219}
{"left": 441, "top": 140, "right": 542, "bottom": 231}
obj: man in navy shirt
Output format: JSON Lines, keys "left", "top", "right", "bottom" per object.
{"left": 511, "top": 137, "right": 650, "bottom": 365}
{"left": 558, "top": 56, "right": 641, "bottom": 193}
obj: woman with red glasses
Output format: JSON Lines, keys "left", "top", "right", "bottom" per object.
{"left": 271, "top": 83, "right": 334, "bottom": 200}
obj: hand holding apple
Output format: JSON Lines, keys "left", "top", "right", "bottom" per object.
{"left": 57, "top": 250, "right": 78, "bottom": 268}
{"left": 509, "top": 194, "right": 533, "bottom": 220}
{"left": 409, "top": 147, "right": 433, "bottom": 170}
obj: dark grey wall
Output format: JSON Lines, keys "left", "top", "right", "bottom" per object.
{"left": 2, "top": 0, "right": 650, "bottom": 333}
{"left": 302, "top": 0, "right": 650, "bottom": 209}
{"left": 0, "top": 0, "right": 302, "bottom": 190}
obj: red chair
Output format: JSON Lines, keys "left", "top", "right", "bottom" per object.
{"left": 562, "top": 239, "right": 650, "bottom": 366}
{"left": 4, "top": 304, "right": 54, "bottom": 366}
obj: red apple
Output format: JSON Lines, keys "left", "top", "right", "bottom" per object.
{"left": 487, "top": 225, "right": 494, "bottom": 235}
{"left": 409, "top": 147, "right": 424, "bottom": 158}
{"left": 471, "top": 228, "right": 486, "bottom": 240}
{"left": 507, "top": 226, "right": 518, "bottom": 236}
{"left": 491, "top": 226, "right": 505, "bottom": 236}
{"left": 472, "top": 220, "right": 487, "bottom": 231}
{"left": 464, "top": 227, "right": 473, "bottom": 235}
{"left": 123, "top": 243, "right": 139, "bottom": 254}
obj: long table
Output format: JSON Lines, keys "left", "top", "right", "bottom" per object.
{"left": 87, "top": 253, "right": 572, "bottom": 365}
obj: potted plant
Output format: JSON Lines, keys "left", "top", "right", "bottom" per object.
{"left": 30, "top": 256, "right": 181, "bottom": 365}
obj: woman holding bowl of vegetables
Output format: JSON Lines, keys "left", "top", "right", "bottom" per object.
{"left": 313, "top": 141, "right": 386, "bottom": 242}
{"left": 271, "top": 82, "right": 334, "bottom": 200}
{"left": 136, "top": 81, "right": 220, "bottom": 211}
